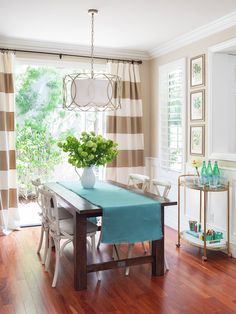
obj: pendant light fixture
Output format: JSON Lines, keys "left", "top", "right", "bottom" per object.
{"left": 63, "top": 9, "right": 121, "bottom": 111}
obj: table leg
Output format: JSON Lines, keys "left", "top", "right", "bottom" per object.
{"left": 152, "top": 204, "right": 164, "bottom": 276}
{"left": 74, "top": 212, "right": 87, "bottom": 290}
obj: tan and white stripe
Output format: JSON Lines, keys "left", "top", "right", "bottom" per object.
{"left": 0, "top": 170, "right": 17, "bottom": 189}
{"left": 0, "top": 52, "right": 19, "bottom": 233}
{"left": 107, "top": 99, "right": 143, "bottom": 117}
{"left": 106, "top": 62, "right": 145, "bottom": 184}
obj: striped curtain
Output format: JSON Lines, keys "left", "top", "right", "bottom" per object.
{"left": 106, "top": 62, "right": 145, "bottom": 184}
{"left": 0, "top": 52, "right": 20, "bottom": 235}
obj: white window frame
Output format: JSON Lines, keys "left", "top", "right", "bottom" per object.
{"left": 15, "top": 57, "right": 107, "bottom": 179}
{"left": 158, "top": 58, "right": 186, "bottom": 173}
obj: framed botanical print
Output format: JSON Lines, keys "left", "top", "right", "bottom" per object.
{"left": 190, "top": 54, "right": 205, "bottom": 88}
{"left": 190, "top": 89, "right": 205, "bottom": 122}
{"left": 190, "top": 125, "right": 205, "bottom": 156}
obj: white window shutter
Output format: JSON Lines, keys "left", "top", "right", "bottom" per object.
{"left": 159, "top": 59, "right": 186, "bottom": 172}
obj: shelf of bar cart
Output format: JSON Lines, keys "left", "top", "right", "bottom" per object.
{"left": 176, "top": 174, "right": 230, "bottom": 261}
{"left": 180, "top": 231, "right": 227, "bottom": 250}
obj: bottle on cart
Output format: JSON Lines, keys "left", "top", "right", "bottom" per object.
{"left": 200, "top": 161, "right": 207, "bottom": 185}
{"left": 212, "top": 161, "right": 220, "bottom": 187}
{"left": 206, "top": 160, "right": 213, "bottom": 186}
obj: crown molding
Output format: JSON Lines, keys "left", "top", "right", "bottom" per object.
{"left": 149, "top": 11, "right": 236, "bottom": 59}
{"left": 208, "top": 37, "right": 236, "bottom": 52}
{"left": 2, "top": 11, "right": 236, "bottom": 62}
{"left": 0, "top": 37, "right": 150, "bottom": 61}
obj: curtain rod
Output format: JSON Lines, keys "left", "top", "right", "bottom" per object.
{"left": 0, "top": 47, "right": 143, "bottom": 64}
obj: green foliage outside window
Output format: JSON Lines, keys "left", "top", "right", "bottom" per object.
{"left": 16, "top": 121, "right": 61, "bottom": 198}
{"left": 16, "top": 66, "right": 74, "bottom": 198}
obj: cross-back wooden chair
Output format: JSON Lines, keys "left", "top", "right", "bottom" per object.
{"left": 32, "top": 179, "right": 72, "bottom": 264}
{"left": 38, "top": 187, "right": 100, "bottom": 287}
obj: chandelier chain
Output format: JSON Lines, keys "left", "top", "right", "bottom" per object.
{"left": 91, "top": 12, "right": 94, "bottom": 77}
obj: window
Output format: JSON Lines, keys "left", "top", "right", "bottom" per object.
{"left": 159, "top": 59, "right": 186, "bottom": 172}
{"left": 15, "top": 60, "right": 106, "bottom": 198}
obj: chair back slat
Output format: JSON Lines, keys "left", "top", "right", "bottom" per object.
{"left": 128, "top": 174, "right": 150, "bottom": 192}
{"left": 38, "top": 187, "right": 60, "bottom": 235}
{"left": 151, "top": 179, "right": 171, "bottom": 198}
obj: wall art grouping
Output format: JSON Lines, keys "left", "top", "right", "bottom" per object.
{"left": 189, "top": 54, "right": 205, "bottom": 157}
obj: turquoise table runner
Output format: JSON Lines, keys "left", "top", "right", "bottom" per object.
{"left": 58, "top": 181, "right": 162, "bottom": 244}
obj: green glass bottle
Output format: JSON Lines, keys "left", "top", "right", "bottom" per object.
{"left": 200, "top": 161, "right": 207, "bottom": 185}
{"left": 213, "top": 161, "right": 220, "bottom": 187}
{"left": 206, "top": 160, "right": 213, "bottom": 186}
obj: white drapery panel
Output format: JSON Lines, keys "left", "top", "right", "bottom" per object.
{"left": 0, "top": 52, "right": 20, "bottom": 235}
{"left": 106, "top": 62, "right": 145, "bottom": 184}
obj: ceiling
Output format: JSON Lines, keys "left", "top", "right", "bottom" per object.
{"left": 1, "top": 0, "right": 236, "bottom": 54}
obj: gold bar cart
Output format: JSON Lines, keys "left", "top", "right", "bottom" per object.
{"left": 176, "top": 174, "right": 231, "bottom": 261}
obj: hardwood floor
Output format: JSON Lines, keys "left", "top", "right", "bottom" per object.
{"left": 1, "top": 227, "right": 236, "bottom": 314}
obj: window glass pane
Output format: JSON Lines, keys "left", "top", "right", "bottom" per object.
{"left": 15, "top": 63, "right": 106, "bottom": 197}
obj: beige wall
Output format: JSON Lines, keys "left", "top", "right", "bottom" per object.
{"left": 139, "top": 60, "right": 151, "bottom": 157}
{"left": 149, "top": 25, "right": 236, "bottom": 163}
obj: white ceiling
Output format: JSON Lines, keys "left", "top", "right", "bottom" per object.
{"left": 1, "top": 0, "right": 236, "bottom": 53}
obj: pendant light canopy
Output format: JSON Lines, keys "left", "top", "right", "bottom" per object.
{"left": 63, "top": 9, "right": 121, "bottom": 111}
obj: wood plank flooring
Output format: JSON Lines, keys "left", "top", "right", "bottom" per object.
{"left": 0, "top": 226, "right": 236, "bottom": 314}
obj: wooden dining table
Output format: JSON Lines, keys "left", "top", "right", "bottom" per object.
{"left": 45, "top": 180, "right": 177, "bottom": 290}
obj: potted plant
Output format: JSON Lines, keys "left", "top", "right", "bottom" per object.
{"left": 58, "top": 131, "right": 118, "bottom": 188}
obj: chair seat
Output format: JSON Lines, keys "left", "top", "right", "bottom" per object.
{"left": 58, "top": 207, "right": 73, "bottom": 220}
{"left": 59, "top": 219, "right": 98, "bottom": 235}
{"left": 86, "top": 220, "right": 98, "bottom": 234}
{"left": 38, "top": 207, "right": 72, "bottom": 220}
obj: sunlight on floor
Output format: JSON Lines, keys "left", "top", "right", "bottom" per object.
{"left": 19, "top": 200, "right": 41, "bottom": 226}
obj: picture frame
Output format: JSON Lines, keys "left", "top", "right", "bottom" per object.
{"left": 190, "top": 125, "right": 205, "bottom": 156}
{"left": 190, "top": 89, "right": 205, "bottom": 122}
{"left": 190, "top": 54, "right": 205, "bottom": 88}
